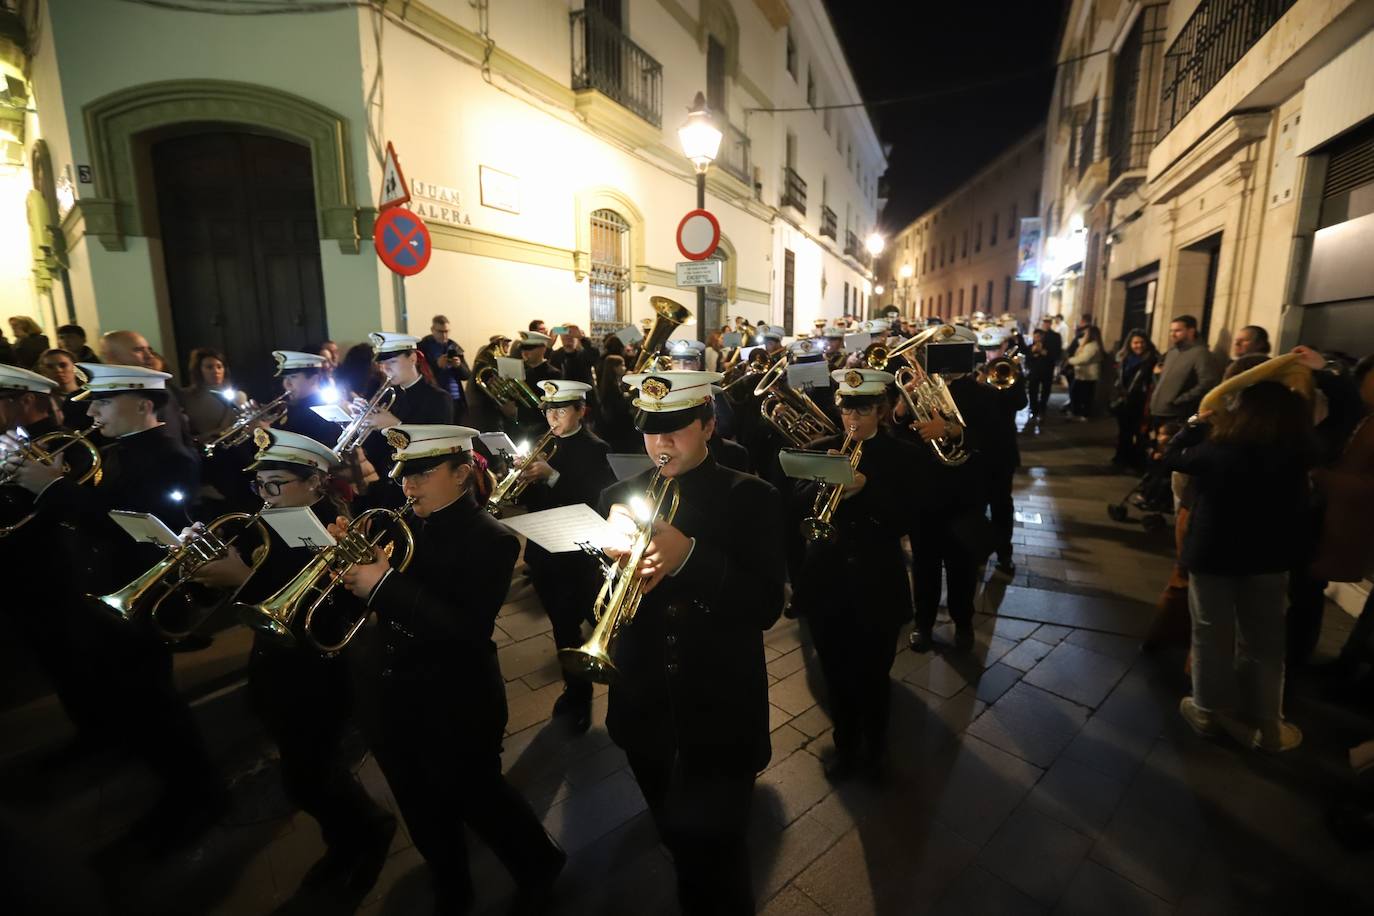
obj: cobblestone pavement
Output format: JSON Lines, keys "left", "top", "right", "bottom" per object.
{"left": 3, "top": 399, "right": 1371, "bottom": 915}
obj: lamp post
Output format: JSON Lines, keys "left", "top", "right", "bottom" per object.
{"left": 678, "top": 92, "right": 723, "bottom": 342}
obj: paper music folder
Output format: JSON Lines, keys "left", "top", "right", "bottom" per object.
{"left": 262, "top": 507, "right": 338, "bottom": 550}
{"left": 310, "top": 403, "right": 354, "bottom": 424}
{"left": 498, "top": 504, "right": 630, "bottom": 554}
{"left": 477, "top": 432, "right": 519, "bottom": 457}
{"left": 108, "top": 511, "right": 181, "bottom": 547}
{"left": 496, "top": 356, "right": 526, "bottom": 381}
{"left": 777, "top": 449, "right": 856, "bottom": 485}
{"left": 787, "top": 360, "right": 831, "bottom": 390}
{"left": 612, "top": 324, "right": 644, "bottom": 344}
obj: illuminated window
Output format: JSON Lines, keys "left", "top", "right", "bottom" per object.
{"left": 589, "top": 208, "right": 630, "bottom": 323}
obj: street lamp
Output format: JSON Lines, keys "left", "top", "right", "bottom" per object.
{"left": 865, "top": 232, "right": 885, "bottom": 257}
{"left": 874, "top": 284, "right": 885, "bottom": 295}
{"left": 899, "top": 263, "right": 914, "bottom": 279}
{"left": 678, "top": 92, "right": 723, "bottom": 341}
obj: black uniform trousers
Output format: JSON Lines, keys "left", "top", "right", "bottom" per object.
{"left": 986, "top": 464, "right": 1016, "bottom": 565}
{"left": 527, "top": 553, "right": 598, "bottom": 702}
{"left": 624, "top": 751, "right": 755, "bottom": 916}
{"left": 911, "top": 510, "right": 981, "bottom": 633}
{"left": 1026, "top": 371, "right": 1054, "bottom": 416}
{"left": 809, "top": 612, "right": 900, "bottom": 758}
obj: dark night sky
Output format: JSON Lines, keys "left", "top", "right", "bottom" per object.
{"left": 821, "top": 1, "right": 1066, "bottom": 232}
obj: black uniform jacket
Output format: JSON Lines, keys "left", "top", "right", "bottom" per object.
{"left": 360, "top": 377, "right": 453, "bottom": 483}
{"left": 894, "top": 375, "right": 1001, "bottom": 512}
{"left": 521, "top": 426, "right": 615, "bottom": 567}
{"left": 791, "top": 431, "right": 917, "bottom": 628}
{"left": 596, "top": 455, "right": 786, "bottom": 774}
{"left": 987, "top": 377, "right": 1028, "bottom": 471}
{"left": 513, "top": 361, "right": 562, "bottom": 440}
{"left": 365, "top": 493, "right": 518, "bottom": 731}
{"left": 35, "top": 424, "right": 199, "bottom": 594}
{"left": 276, "top": 389, "right": 347, "bottom": 451}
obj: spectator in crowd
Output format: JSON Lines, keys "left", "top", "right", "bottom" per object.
{"left": 0, "top": 329, "right": 12, "bottom": 364}
{"left": 1167, "top": 375, "right": 1317, "bottom": 753}
{"left": 335, "top": 342, "right": 382, "bottom": 399}
{"left": 592, "top": 354, "right": 638, "bottom": 453}
{"left": 56, "top": 324, "right": 100, "bottom": 364}
{"left": 1024, "top": 328, "right": 1056, "bottom": 422}
{"left": 548, "top": 324, "right": 599, "bottom": 386}
{"left": 1037, "top": 317, "right": 1063, "bottom": 362}
{"left": 180, "top": 347, "right": 241, "bottom": 440}
{"left": 704, "top": 331, "right": 725, "bottom": 374}
{"left": 1149, "top": 314, "right": 1221, "bottom": 426}
{"left": 35, "top": 348, "right": 92, "bottom": 430}
{"left": 1051, "top": 313, "right": 1071, "bottom": 344}
{"left": 100, "top": 329, "right": 195, "bottom": 451}
{"left": 1066, "top": 325, "right": 1102, "bottom": 421}
{"left": 9, "top": 317, "right": 50, "bottom": 369}
{"left": 418, "top": 314, "right": 470, "bottom": 423}
{"left": 314, "top": 339, "right": 340, "bottom": 371}
{"left": 1232, "top": 325, "right": 1271, "bottom": 360}
{"left": 1112, "top": 329, "right": 1159, "bottom": 466}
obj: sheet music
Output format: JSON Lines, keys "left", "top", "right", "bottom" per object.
{"left": 477, "top": 432, "right": 519, "bottom": 457}
{"left": 612, "top": 324, "right": 644, "bottom": 344}
{"left": 722, "top": 331, "right": 743, "bottom": 348}
{"left": 787, "top": 360, "right": 831, "bottom": 390}
{"left": 262, "top": 507, "right": 337, "bottom": 550}
{"left": 607, "top": 452, "right": 654, "bottom": 480}
{"left": 310, "top": 403, "right": 354, "bottom": 424}
{"left": 778, "top": 449, "right": 856, "bottom": 485}
{"left": 496, "top": 356, "right": 526, "bottom": 381}
{"left": 844, "top": 332, "right": 872, "bottom": 352}
{"left": 498, "top": 504, "right": 630, "bottom": 554}
{"left": 108, "top": 511, "right": 181, "bottom": 547}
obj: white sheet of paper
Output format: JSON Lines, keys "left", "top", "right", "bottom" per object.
{"left": 844, "top": 332, "right": 871, "bottom": 352}
{"left": 496, "top": 356, "right": 525, "bottom": 382}
{"left": 787, "top": 360, "right": 831, "bottom": 390}
{"left": 612, "top": 324, "right": 644, "bottom": 344}
{"left": 477, "top": 432, "right": 519, "bottom": 457}
{"left": 722, "top": 331, "right": 743, "bottom": 348}
{"left": 607, "top": 453, "right": 654, "bottom": 481}
{"left": 778, "top": 449, "right": 856, "bottom": 485}
{"left": 262, "top": 507, "right": 337, "bottom": 550}
{"left": 108, "top": 510, "right": 181, "bottom": 547}
{"left": 310, "top": 403, "right": 354, "bottom": 424}
{"left": 499, "top": 504, "right": 630, "bottom": 554}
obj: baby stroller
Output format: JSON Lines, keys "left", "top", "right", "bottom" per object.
{"left": 1107, "top": 421, "right": 1177, "bottom": 533}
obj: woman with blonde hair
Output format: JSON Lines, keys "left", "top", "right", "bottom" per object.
{"left": 8, "top": 316, "right": 50, "bottom": 369}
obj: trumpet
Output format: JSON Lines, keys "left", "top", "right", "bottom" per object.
{"left": 334, "top": 383, "right": 397, "bottom": 452}
{"left": 474, "top": 365, "right": 541, "bottom": 411}
{"left": 239, "top": 497, "right": 416, "bottom": 653}
{"left": 891, "top": 326, "right": 971, "bottom": 466}
{"left": 752, "top": 354, "right": 837, "bottom": 447}
{"left": 485, "top": 430, "right": 558, "bottom": 517}
{"left": 721, "top": 347, "right": 777, "bottom": 392}
{"left": 982, "top": 344, "right": 1023, "bottom": 391}
{"left": 801, "top": 429, "right": 862, "bottom": 543}
{"left": 96, "top": 505, "right": 272, "bottom": 641}
{"left": 631, "top": 296, "right": 692, "bottom": 373}
{"left": 560, "top": 455, "right": 679, "bottom": 684}
{"left": 1, "top": 426, "right": 104, "bottom": 538}
{"left": 202, "top": 393, "right": 289, "bottom": 457}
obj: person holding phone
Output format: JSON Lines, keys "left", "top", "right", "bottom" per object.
{"left": 419, "top": 315, "right": 471, "bottom": 423}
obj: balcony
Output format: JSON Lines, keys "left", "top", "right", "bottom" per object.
{"left": 1107, "top": 2, "right": 1165, "bottom": 198}
{"left": 1156, "top": 0, "right": 1297, "bottom": 142}
{"left": 719, "top": 122, "right": 752, "bottom": 187}
{"left": 570, "top": 8, "right": 663, "bottom": 129}
{"left": 820, "top": 205, "right": 837, "bottom": 240}
{"left": 844, "top": 230, "right": 871, "bottom": 267}
{"left": 781, "top": 166, "right": 807, "bottom": 215}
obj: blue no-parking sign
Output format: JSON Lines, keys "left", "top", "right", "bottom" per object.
{"left": 374, "top": 207, "right": 432, "bottom": 276}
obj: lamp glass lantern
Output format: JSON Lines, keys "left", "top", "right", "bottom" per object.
{"left": 865, "top": 233, "right": 885, "bottom": 257}
{"left": 678, "top": 92, "right": 723, "bottom": 173}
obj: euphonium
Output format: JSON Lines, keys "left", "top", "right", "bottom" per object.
{"left": 334, "top": 383, "right": 398, "bottom": 452}
{"left": 893, "top": 325, "right": 971, "bottom": 466}
{"left": 631, "top": 296, "right": 692, "bottom": 373}
{"left": 474, "top": 365, "right": 541, "bottom": 410}
{"left": 559, "top": 455, "right": 679, "bottom": 685}
{"left": 752, "top": 354, "right": 838, "bottom": 448}
{"left": 96, "top": 505, "right": 272, "bottom": 641}
{"left": 801, "top": 429, "right": 862, "bottom": 543}
{"left": 239, "top": 497, "right": 416, "bottom": 653}
{"left": 202, "top": 393, "right": 289, "bottom": 457}
{"left": 485, "top": 429, "right": 559, "bottom": 517}
{"left": 0, "top": 425, "right": 104, "bottom": 537}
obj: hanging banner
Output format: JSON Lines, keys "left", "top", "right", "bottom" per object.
{"left": 1016, "top": 217, "right": 1042, "bottom": 282}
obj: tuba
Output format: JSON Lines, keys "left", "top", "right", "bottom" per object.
{"left": 752, "top": 354, "right": 838, "bottom": 447}
{"left": 560, "top": 455, "right": 679, "bottom": 684}
{"left": 631, "top": 297, "right": 692, "bottom": 373}
{"left": 202, "top": 393, "right": 289, "bottom": 457}
{"left": 96, "top": 505, "right": 271, "bottom": 641}
{"left": 474, "top": 365, "right": 541, "bottom": 411}
{"left": 891, "top": 325, "right": 971, "bottom": 466}
{"left": 1194, "top": 351, "right": 1313, "bottom": 423}
{"left": 239, "top": 497, "right": 416, "bottom": 653}
{"left": 801, "top": 428, "right": 862, "bottom": 543}
{"left": 485, "top": 429, "right": 559, "bottom": 517}
{"left": 1, "top": 425, "right": 104, "bottom": 537}
{"left": 334, "top": 383, "right": 398, "bottom": 453}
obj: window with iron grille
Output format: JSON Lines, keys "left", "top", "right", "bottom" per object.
{"left": 991, "top": 212, "right": 999, "bottom": 245}
{"left": 785, "top": 29, "right": 797, "bottom": 79}
{"left": 987, "top": 280, "right": 994, "bottom": 310}
{"left": 784, "top": 249, "right": 796, "bottom": 334}
{"left": 589, "top": 208, "right": 630, "bottom": 323}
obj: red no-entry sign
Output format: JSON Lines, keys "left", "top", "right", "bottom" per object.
{"left": 676, "top": 209, "right": 720, "bottom": 261}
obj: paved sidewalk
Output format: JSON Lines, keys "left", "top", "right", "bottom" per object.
{"left": 2, "top": 403, "right": 1371, "bottom": 915}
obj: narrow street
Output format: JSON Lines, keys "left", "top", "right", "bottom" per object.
{"left": 3, "top": 399, "right": 1368, "bottom": 915}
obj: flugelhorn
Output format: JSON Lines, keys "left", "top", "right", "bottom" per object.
{"left": 892, "top": 325, "right": 971, "bottom": 466}
{"left": 96, "top": 505, "right": 272, "bottom": 641}
{"left": 752, "top": 353, "right": 837, "bottom": 447}
{"left": 631, "top": 297, "right": 692, "bottom": 373}
{"left": 239, "top": 497, "right": 416, "bottom": 653}
{"left": 202, "top": 392, "right": 289, "bottom": 457}
{"left": 474, "top": 365, "right": 541, "bottom": 410}
{"left": 485, "top": 429, "right": 558, "bottom": 517}
{"left": 983, "top": 344, "right": 1023, "bottom": 391}
{"left": 561, "top": 455, "right": 679, "bottom": 685}
{"left": 1, "top": 426, "right": 104, "bottom": 538}
{"left": 801, "top": 428, "right": 862, "bottom": 543}
{"left": 334, "top": 383, "right": 398, "bottom": 452}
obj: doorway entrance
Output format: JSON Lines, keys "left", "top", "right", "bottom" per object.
{"left": 152, "top": 131, "right": 328, "bottom": 399}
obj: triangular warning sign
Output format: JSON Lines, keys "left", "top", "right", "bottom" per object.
{"left": 379, "top": 141, "right": 411, "bottom": 212}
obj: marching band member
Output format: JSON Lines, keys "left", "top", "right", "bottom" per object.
{"left": 823, "top": 325, "right": 848, "bottom": 371}
{"left": 978, "top": 334, "right": 1028, "bottom": 579}
{"left": 789, "top": 368, "right": 917, "bottom": 782}
{"left": 518, "top": 379, "right": 616, "bottom": 732}
{"left": 186, "top": 429, "right": 394, "bottom": 907}
{"left": 788, "top": 336, "right": 842, "bottom": 428}
{"left": 271, "top": 349, "right": 343, "bottom": 447}
{"left": 336, "top": 425, "right": 566, "bottom": 914}
{"left": 595, "top": 370, "right": 786, "bottom": 915}
{"left": 1, "top": 363, "right": 224, "bottom": 849}
{"left": 357, "top": 332, "right": 453, "bottom": 497}
{"left": 506, "top": 330, "right": 562, "bottom": 442}
{"left": 760, "top": 325, "right": 785, "bottom": 359}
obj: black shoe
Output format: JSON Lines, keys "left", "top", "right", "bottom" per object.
{"left": 993, "top": 560, "right": 1016, "bottom": 579}
{"left": 509, "top": 840, "right": 567, "bottom": 916}
{"left": 132, "top": 784, "right": 230, "bottom": 855}
{"left": 953, "top": 626, "right": 975, "bottom": 653}
{"left": 300, "top": 813, "right": 397, "bottom": 898}
{"left": 823, "top": 752, "right": 859, "bottom": 784}
{"left": 552, "top": 689, "right": 593, "bottom": 734}
{"left": 909, "top": 629, "right": 934, "bottom": 653}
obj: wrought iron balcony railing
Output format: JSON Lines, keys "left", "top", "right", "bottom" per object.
{"left": 781, "top": 166, "right": 807, "bottom": 215}
{"left": 570, "top": 8, "right": 663, "bottom": 128}
{"left": 719, "top": 122, "right": 751, "bottom": 186}
{"left": 820, "top": 205, "right": 837, "bottom": 240}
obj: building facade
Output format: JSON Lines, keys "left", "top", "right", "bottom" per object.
{"left": 0, "top": 0, "right": 884, "bottom": 394}
{"left": 1036, "top": 0, "right": 1374, "bottom": 363}
{"left": 875, "top": 127, "right": 1044, "bottom": 326}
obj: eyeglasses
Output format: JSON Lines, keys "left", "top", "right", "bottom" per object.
{"left": 839, "top": 405, "right": 878, "bottom": 416}
{"left": 543, "top": 405, "right": 577, "bottom": 416}
{"left": 250, "top": 479, "right": 298, "bottom": 496}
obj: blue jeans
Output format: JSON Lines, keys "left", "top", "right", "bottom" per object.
{"left": 1188, "top": 571, "right": 1289, "bottom": 728}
